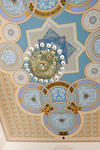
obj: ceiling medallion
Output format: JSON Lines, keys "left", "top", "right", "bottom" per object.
{"left": 24, "top": 42, "right": 66, "bottom": 83}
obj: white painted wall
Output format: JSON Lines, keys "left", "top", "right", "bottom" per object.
{"left": 2, "top": 142, "right": 100, "bottom": 150}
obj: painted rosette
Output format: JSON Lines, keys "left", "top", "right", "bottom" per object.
{"left": 13, "top": 69, "right": 29, "bottom": 85}
{"left": 66, "top": 0, "right": 98, "bottom": 14}
{"left": 18, "top": 83, "right": 44, "bottom": 114}
{"left": 44, "top": 109, "right": 81, "bottom": 136}
{"left": 2, "top": 23, "right": 21, "bottom": 42}
{"left": 85, "top": 30, "right": 100, "bottom": 62}
{"left": 74, "top": 79, "right": 100, "bottom": 111}
{"left": 82, "top": 9, "right": 100, "bottom": 32}
{"left": 0, "top": 42, "right": 23, "bottom": 71}
{"left": 0, "top": 0, "right": 31, "bottom": 23}
{"left": 23, "top": 0, "right": 69, "bottom": 19}
{"left": 85, "top": 62, "right": 100, "bottom": 79}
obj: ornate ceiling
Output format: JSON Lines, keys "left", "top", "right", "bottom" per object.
{"left": 0, "top": 0, "right": 100, "bottom": 142}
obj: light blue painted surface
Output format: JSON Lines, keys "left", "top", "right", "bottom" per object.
{"left": 18, "top": 11, "right": 91, "bottom": 84}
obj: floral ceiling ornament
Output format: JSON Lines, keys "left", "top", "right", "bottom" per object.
{"left": 24, "top": 42, "right": 66, "bottom": 83}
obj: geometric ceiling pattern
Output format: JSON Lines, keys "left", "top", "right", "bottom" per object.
{"left": 0, "top": 0, "right": 100, "bottom": 142}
